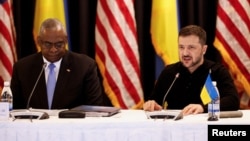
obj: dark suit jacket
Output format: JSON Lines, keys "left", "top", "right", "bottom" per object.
{"left": 11, "top": 51, "right": 104, "bottom": 109}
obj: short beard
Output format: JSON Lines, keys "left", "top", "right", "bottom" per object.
{"left": 181, "top": 55, "right": 204, "bottom": 71}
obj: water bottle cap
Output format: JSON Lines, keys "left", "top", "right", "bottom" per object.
{"left": 212, "top": 81, "right": 217, "bottom": 86}
{"left": 4, "top": 81, "right": 10, "bottom": 86}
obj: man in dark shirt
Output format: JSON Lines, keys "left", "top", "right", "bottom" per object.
{"left": 143, "top": 25, "right": 239, "bottom": 115}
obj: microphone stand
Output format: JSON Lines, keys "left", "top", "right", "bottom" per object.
{"left": 146, "top": 73, "right": 183, "bottom": 121}
{"left": 26, "top": 63, "right": 47, "bottom": 110}
{"left": 145, "top": 73, "right": 183, "bottom": 121}
{"left": 28, "top": 63, "right": 47, "bottom": 122}
{"left": 162, "top": 73, "right": 180, "bottom": 110}
{"left": 11, "top": 63, "right": 48, "bottom": 121}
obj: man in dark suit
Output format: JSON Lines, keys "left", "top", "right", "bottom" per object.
{"left": 11, "top": 18, "right": 104, "bottom": 109}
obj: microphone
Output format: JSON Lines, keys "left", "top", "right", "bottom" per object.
{"left": 162, "top": 73, "right": 180, "bottom": 110}
{"left": 26, "top": 63, "right": 47, "bottom": 109}
{"left": 10, "top": 63, "right": 49, "bottom": 121}
{"left": 145, "top": 73, "right": 182, "bottom": 121}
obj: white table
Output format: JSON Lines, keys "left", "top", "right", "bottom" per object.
{"left": 0, "top": 110, "right": 249, "bottom": 141}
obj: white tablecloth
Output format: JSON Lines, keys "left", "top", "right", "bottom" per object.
{"left": 0, "top": 110, "right": 249, "bottom": 141}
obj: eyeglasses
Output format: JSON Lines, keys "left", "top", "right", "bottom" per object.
{"left": 41, "top": 41, "right": 65, "bottom": 49}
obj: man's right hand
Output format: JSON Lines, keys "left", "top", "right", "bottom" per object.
{"left": 143, "top": 100, "right": 162, "bottom": 111}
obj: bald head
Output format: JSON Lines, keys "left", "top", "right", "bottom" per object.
{"left": 37, "top": 18, "right": 68, "bottom": 62}
{"left": 39, "top": 18, "right": 67, "bottom": 37}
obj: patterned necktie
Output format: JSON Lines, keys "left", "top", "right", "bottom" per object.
{"left": 47, "top": 63, "right": 56, "bottom": 109}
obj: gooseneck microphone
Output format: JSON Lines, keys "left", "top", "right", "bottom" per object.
{"left": 162, "top": 73, "right": 180, "bottom": 110}
{"left": 10, "top": 63, "right": 49, "bottom": 121}
{"left": 26, "top": 63, "right": 47, "bottom": 109}
{"left": 145, "top": 72, "right": 183, "bottom": 120}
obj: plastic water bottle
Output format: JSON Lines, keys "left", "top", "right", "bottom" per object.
{"left": 212, "top": 81, "right": 220, "bottom": 117}
{"left": 1, "top": 81, "right": 13, "bottom": 111}
{"left": 207, "top": 81, "right": 220, "bottom": 121}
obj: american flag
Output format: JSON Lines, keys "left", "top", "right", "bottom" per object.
{"left": 214, "top": 0, "right": 250, "bottom": 108}
{"left": 95, "top": 0, "right": 144, "bottom": 109}
{"left": 0, "top": 0, "right": 16, "bottom": 90}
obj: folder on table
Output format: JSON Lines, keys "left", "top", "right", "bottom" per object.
{"left": 69, "top": 105, "right": 121, "bottom": 117}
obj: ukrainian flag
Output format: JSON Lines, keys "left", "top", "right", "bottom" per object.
{"left": 33, "top": 0, "right": 70, "bottom": 51}
{"left": 200, "top": 73, "right": 219, "bottom": 105}
{"left": 150, "top": 0, "right": 180, "bottom": 65}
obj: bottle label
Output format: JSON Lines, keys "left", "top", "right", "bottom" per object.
{"left": 208, "top": 103, "right": 220, "bottom": 118}
{"left": 1, "top": 91, "right": 13, "bottom": 111}
{"left": 0, "top": 102, "right": 10, "bottom": 120}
